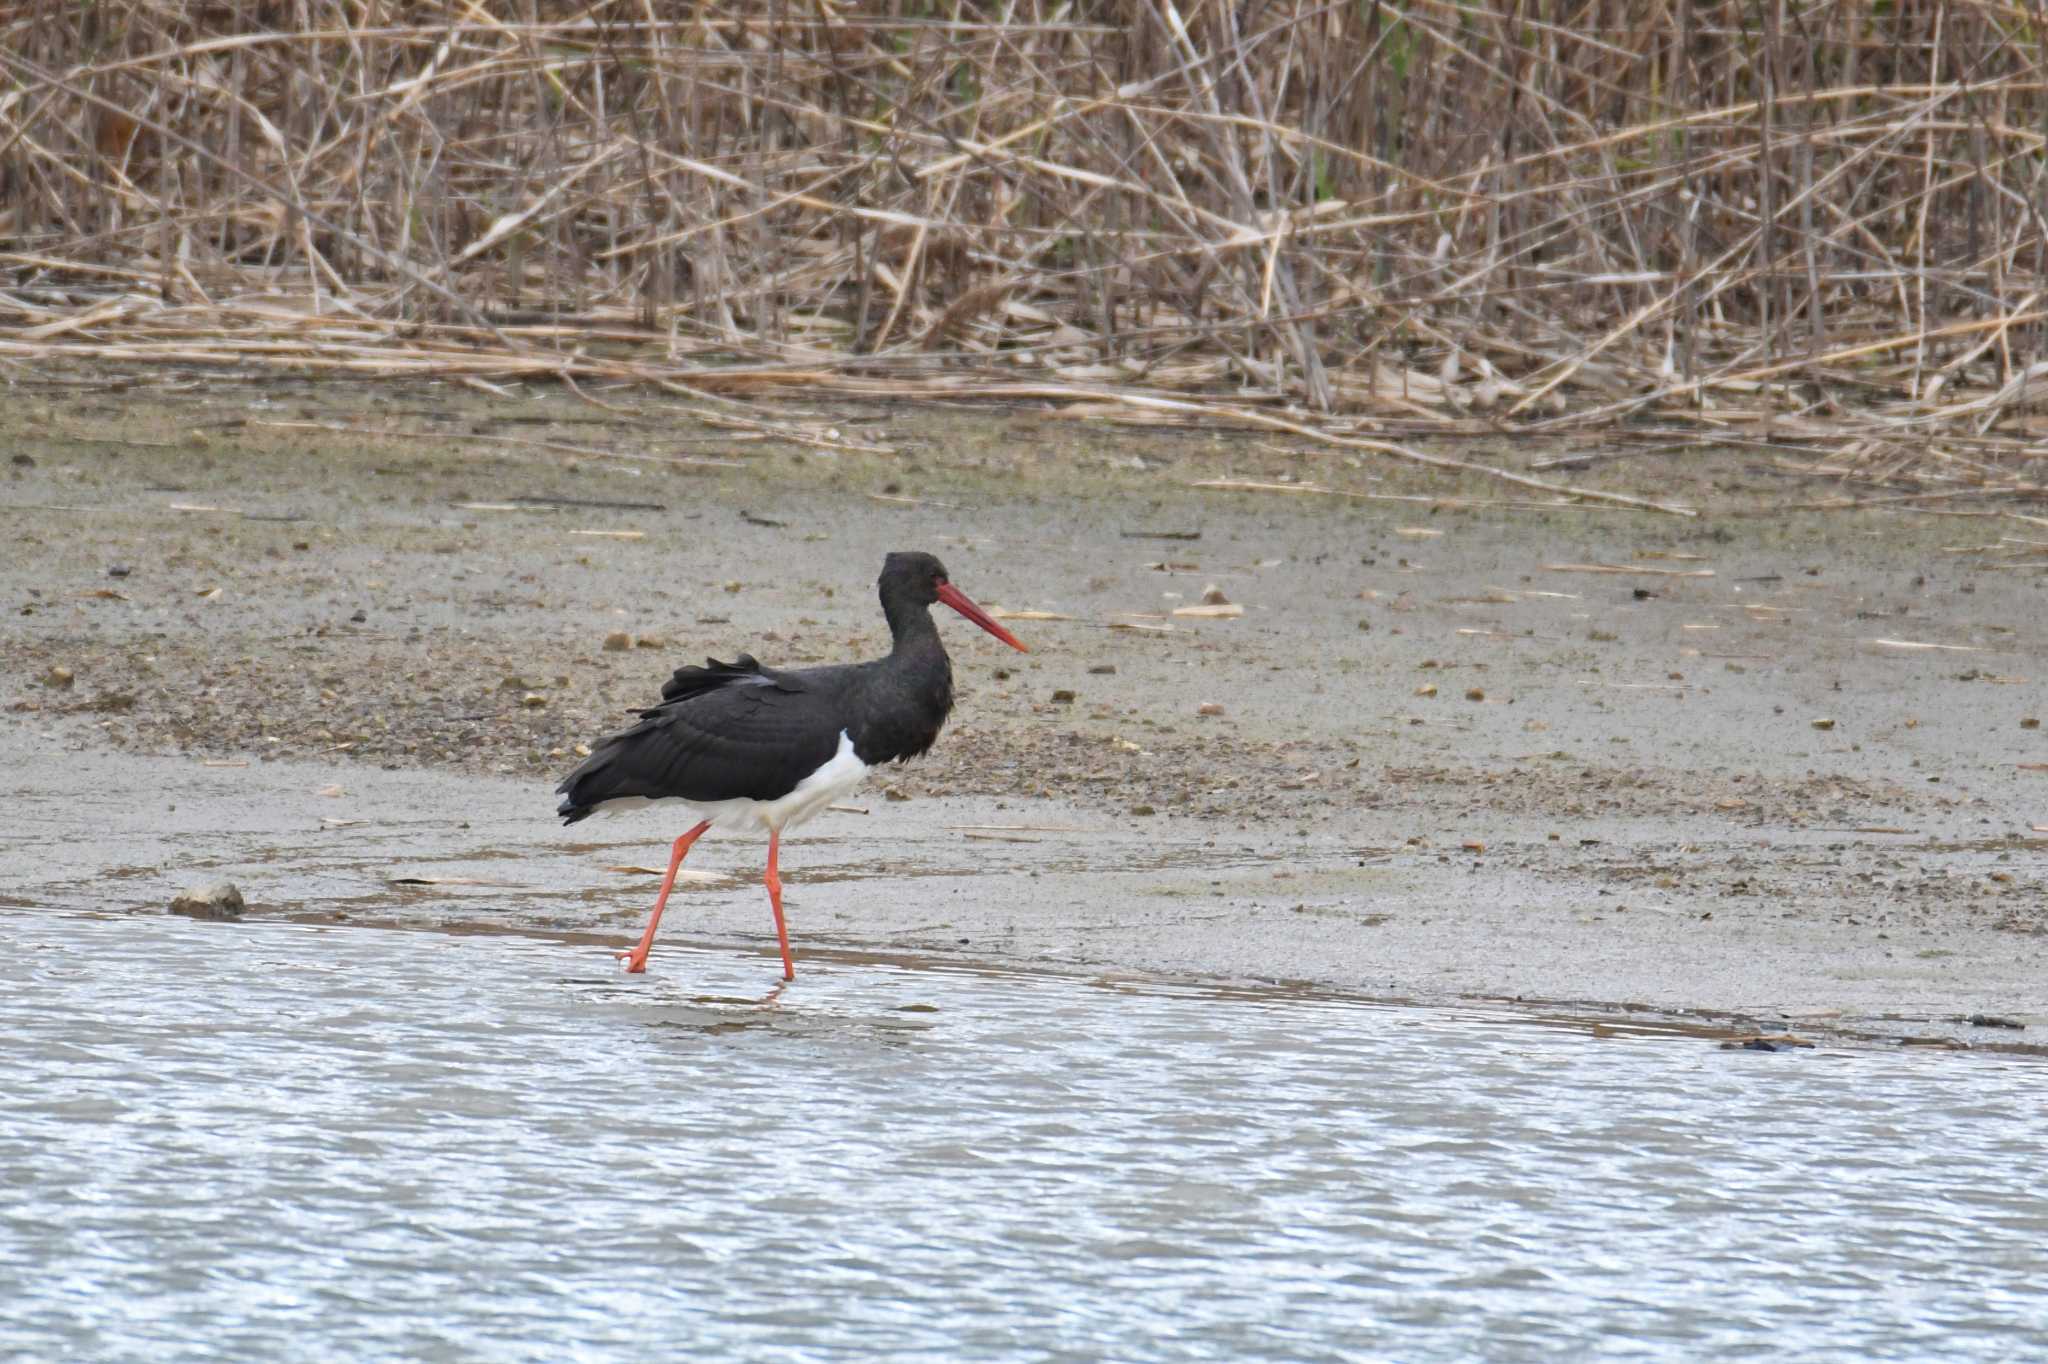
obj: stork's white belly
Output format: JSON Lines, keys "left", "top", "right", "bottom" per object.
{"left": 586, "top": 730, "right": 873, "bottom": 833}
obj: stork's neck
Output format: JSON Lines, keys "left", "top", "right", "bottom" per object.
{"left": 883, "top": 597, "right": 942, "bottom": 657}
{"left": 856, "top": 594, "right": 955, "bottom": 765}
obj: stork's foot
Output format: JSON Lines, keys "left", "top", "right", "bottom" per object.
{"left": 616, "top": 948, "right": 651, "bottom": 974}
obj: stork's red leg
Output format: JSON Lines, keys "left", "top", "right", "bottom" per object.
{"left": 617, "top": 820, "right": 712, "bottom": 974}
{"left": 765, "top": 828, "right": 795, "bottom": 981}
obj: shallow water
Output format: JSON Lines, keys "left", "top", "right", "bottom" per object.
{"left": 3, "top": 908, "right": 2044, "bottom": 1363}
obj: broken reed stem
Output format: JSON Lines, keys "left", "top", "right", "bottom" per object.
{"left": 0, "top": 2, "right": 2046, "bottom": 502}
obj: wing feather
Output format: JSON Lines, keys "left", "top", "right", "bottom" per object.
{"left": 556, "top": 660, "right": 856, "bottom": 820}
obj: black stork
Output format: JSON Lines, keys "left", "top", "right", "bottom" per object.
{"left": 555, "top": 551, "right": 1029, "bottom": 979}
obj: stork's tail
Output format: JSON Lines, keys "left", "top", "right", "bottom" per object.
{"left": 554, "top": 748, "right": 616, "bottom": 825}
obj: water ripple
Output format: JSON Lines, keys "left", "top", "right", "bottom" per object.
{"left": 3, "top": 909, "right": 2045, "bottom": 1362}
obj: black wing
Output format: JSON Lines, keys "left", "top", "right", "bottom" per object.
{"left": 555, "top": 658, "right": 858, "bottom": 822}
{"left": 659, "top": 653, "right": 766, "bottom": 704}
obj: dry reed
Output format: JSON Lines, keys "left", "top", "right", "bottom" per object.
{"left": 5, "top": 1, "right": 2048, "bottom": 507}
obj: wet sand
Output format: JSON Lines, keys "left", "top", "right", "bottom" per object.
{"left": 5, "top": 376, "right": 2045, "bottom": 1044}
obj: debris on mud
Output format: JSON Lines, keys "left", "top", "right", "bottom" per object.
{"left": 1962, "top": 1014, "right": 2026, "bottom": 1030}
{"left": 169, "top": 881, "right": 245, "bottom": 920}
{"left": 1720, "top": 1034, "right": 1815, "bottom": 1052}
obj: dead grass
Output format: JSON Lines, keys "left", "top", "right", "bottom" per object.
{"left": 4, "top": 2, "right": 2048, "bottom": 510}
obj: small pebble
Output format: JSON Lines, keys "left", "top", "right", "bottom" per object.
{"left": 1050, "top": 689, "right": 1076, "bottom": 703}
{"left": 1196, "top": 701, "right": 1225, "bottom": 716}
{"left": 1088, "top": 664, "right": 1116, "bottom": 675}
{"left": 41, "top": 665, "right": 74, "bottom": 690}
{"left": 2022, "top": 718, "right": 2040, "bottom": 730}
{"left": 602, "top": 631, "right": 631, "bottom": 652}
{"left": 1811, "top": 717, "right": 1836, "bottom": 731}
{"left": 521, "top": 692, "right": 548, "bottom": 708}
{"left": 1464, "top": 687, "right": 1485, "bottom": 702}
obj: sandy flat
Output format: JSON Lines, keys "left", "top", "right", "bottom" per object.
{"left": 4, "top": 377, "right": 2043, "bottom": 1048}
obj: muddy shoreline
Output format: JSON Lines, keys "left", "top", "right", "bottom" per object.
{"left": 5, "top": 375, "right": 2044, "bottom": 1045}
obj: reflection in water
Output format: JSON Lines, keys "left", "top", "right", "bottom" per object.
{"left": 3, "top": 909, "right": 2045, "bottom": 1362}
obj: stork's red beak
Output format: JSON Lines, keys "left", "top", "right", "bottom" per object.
{"left": 937, "top": 581, "right": 1030, "bottom": 652}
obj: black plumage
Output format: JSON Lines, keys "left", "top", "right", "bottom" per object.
{"left": 556, "top": 657, "right": 852, "bottom": 820}
{"left": 557, "top": 555, "right": 963, "bottom": 820}
{"left": 555, "top": 550, "right": 1028, "bottom": 979}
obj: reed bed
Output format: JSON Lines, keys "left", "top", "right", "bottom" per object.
{"left": 5, "top": 1, "right": 2048, "bottom": 508}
